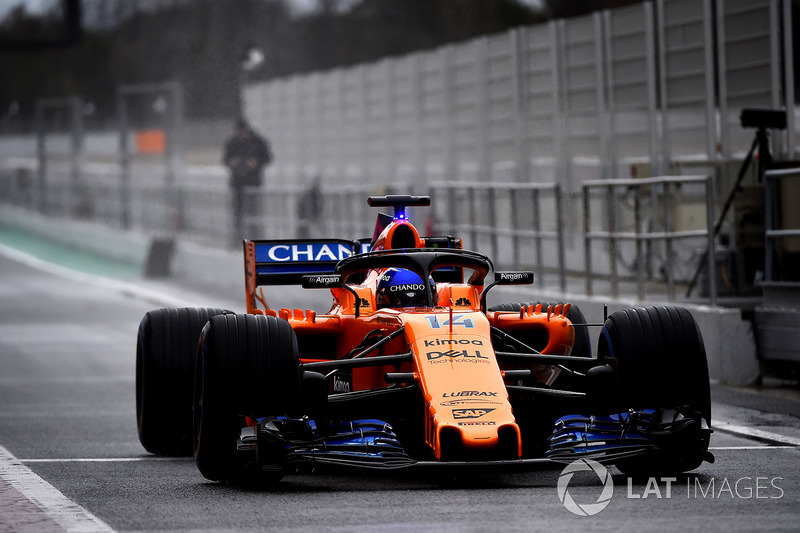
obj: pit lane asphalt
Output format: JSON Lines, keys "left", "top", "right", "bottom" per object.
{"left": 1, "top": 239, "right": 800, "bottom": 531}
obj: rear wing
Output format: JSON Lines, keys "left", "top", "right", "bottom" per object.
{"left": 243, "top": 239, "right": 370, "bottom": 312}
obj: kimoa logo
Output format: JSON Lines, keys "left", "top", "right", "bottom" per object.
{"left": 423, "top": 338, "right": 483, "bottom": 347}
{"left": 557, "top": 459, "right": 614, "bottom": 516}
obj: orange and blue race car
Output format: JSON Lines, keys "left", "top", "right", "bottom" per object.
{"left": 136, "top": 195, "right": 713, "bottom": 483}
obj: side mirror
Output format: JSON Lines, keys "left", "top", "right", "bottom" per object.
{"left": 301, "top": 274, "right": 361, "bottom": 318}
{"left": 493, "top": 271, "right": 534, "bottom": 285}
{"left": 302, "top": 274, "right": 344, "bottom": 289}
{"left": 480, "top": 271, "right": 534, "bottom": 313}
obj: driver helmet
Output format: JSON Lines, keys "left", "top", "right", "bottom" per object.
{"left": 376, "top": 268, "right": 436, "bottom": 308}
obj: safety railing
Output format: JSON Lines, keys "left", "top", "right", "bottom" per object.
{"left": 582, "top": 175, "right": 716, "bottom": 304}
{"left": 428, "top": 181, "right": 566, "bottom": 292}
{"left": 764, "top": 168, "right": 800, "bottom": 282}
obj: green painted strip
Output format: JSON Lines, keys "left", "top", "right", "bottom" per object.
{"left": 0, "top": 225, "right": 141, "bottom": 278}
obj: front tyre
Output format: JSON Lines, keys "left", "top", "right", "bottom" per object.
{"left": 599, "top": 306, "right": 711, "bottom": 475}
{"left": 193, "top": 313, "right": 301, "bottom": 483}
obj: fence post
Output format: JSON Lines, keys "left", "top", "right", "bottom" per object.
{"left": 607, "top": 184, "right": 619, "bottom": 298}
{"left": 532, "top": 187, "right": 544, "bottom": 286}
{"left": 635, "top": 185, "right": 644, "bottom": 300}
{"left": 510, "top": 188, "right": 520, "bottom": 268}
{"left": 583, "top": 184, "right": 593, "bottom": 296}
{"left": 555, "top": 183, "right": 566, "bottom": 293}
{"left": 664, "top": 181, "right": 675, "bottom": 300}
{"left": 706, "top": 175, "right": 717, "bottom": 305}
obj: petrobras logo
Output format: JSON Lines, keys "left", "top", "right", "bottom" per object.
{"left": 390, "top": 283, "right": 425, "bottom": 292}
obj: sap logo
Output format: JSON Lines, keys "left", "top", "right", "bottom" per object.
{"left": 454, "top": 297, "right": 472, "bottom": 307}
{"left": 453, "top": 408, "right": 495, "bottom": 419}
{"left": 423, "top": 338, "right": 484, "bottom": 347}
{"left": 426, "top": 350, "right": 487, "bottom": 361}
{"left": 458, "top": 421, "right": 496, "bottom": 426}
{"left": 442, "top": 391, "right": 498, "bottom": 398}
{"left": 425, "top": 315, "right": 475, "bottom": 329}
{"left": 264, "top": 243, "right": 354, "bottom": 262}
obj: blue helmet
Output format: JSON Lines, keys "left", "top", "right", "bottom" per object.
{"left": 376, "top": 268, "right": 435, "bottom": 308}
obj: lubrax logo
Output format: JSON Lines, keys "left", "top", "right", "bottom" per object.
{"left": 453, "top": 408, "right": 495, "bottom": 419}
{"left": 442, "top": 391, "right": 498, "bottom": 398}
{"left": 426, "top": 350, "right": 487, "bottom": 361}
{"left": 423, "top": 338, "right": 484, "bottom": 347}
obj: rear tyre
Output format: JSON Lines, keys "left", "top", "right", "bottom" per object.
{"left": 194, "top": 313, "right": 301, "bottom": 483}
{"left": 136, "top": 307, "right": 230, "bottom": 455}
{"left": 598, "top": 306, "right": 711, "bottom": 475}
{"left": 489, "top": 301, "right": 592, "bottom": 357}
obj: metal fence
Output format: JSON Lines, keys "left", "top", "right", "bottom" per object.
{"left": 1, "top": 160, "right": 721, "bottom": 304}
{"left": 582, "top": 175, "right": 716, "bottom": 303}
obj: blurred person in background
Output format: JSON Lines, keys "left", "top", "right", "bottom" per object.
{"left": 222, "top": 118, "right": 272, "bottom": 246}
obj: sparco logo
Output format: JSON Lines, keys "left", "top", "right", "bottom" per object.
{"left": 453, "top": 408, "right": 495, "bottom": 419}
{"left": 426, "top": 350, "right": 487, "bottom": 360}
{"left": 442, "top": 391, "right": 498, "bottom": 398}
{"left": 423, "top": 338, "right": 484, "bottom": 347}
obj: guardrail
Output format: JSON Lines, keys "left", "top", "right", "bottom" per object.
{"left": 582, "top": 175, "right": 716, "bottom": 304}
{"left": 427, "top": 181, "right": 566, "bottom": 292}
{"left": 2, "top": 159, "right": 724, "bottom": 303}
{"left": 764, "top": 168, "right": 800, "bottom": 282}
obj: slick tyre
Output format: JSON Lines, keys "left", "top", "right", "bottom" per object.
{"left": 489, "top": 301, "right": 592, "bottom": 357}
{"left": 194, "top": 313, "right": 301, "bottom": 483}
{"left": 599, "top": 306, "right": 711, "bottom": 475}
{"left": 136, "top": 307, "right": 230, "bottom": 456}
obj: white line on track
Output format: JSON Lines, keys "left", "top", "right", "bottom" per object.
{"left": 709, "top": 446, "right": 799, "bottom": 450}
{"left": 21, "top": 457, "right": 191, "bottom": 463}
{"left": 712, "top": 421, "right": 800, "bottom": 446}
{"left": 0, "top": 443, "right": 114, "bottom": 533}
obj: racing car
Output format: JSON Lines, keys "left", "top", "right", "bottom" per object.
{"left": 136, "top": 195, "right": 712, "bottom": 483}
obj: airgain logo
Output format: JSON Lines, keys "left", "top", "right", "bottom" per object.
{"left": 557, "top": 459, "right": 614, "bottom": 516}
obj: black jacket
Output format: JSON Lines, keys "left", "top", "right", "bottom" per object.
{"left": 223, "top": 129, "right": 272, "bottom": 188}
